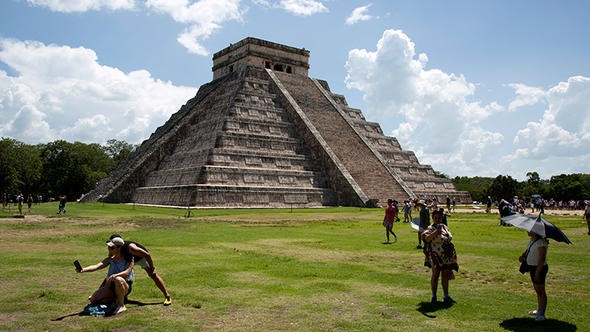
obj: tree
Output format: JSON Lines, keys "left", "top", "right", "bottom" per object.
{"left": 0, "top": 138, "right": 42, "bottom": 195}
{"left": 103, "top": 139, "right": 136, "bottom": 166}
{"left": 38, "top": 140, "right": 112, "bottom": 200}
{"left": 486, "top": 175, "right": 519, "bottom": 202}
{"left": 452, "top": 176, "right": 494, "bottom": 202}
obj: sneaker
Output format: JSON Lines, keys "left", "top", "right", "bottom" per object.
{"left": 528, "top": 309, "right": 538, "bottom": 316}
{"left": 535, "top": 313, "right": 546, "bottom": 322}
{"left": 443, "top": 295, "right": 455, "bottom": 304}
{"left": 114, "top": 306, "right": 127, "bottom": 315}
{"left": 393, "top": 236, "right": 398, "bottom": 243}
{"left": 416, "top": 245, "right": 423, "bottom": 249}
{"left": 430, "top": 296, "right": 437, "bottom": 305}
{"left": 164, "top": 296, "right": 172, "bottom": 306}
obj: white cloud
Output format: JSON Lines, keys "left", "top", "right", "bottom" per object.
{"left": 277, "top": 0, "right": 328, "bottom": 16}
{"left": 0, "top": 39, "right": 197, "bottom": 144}
{"left": 146, "top": 0, "right": 245, "bottom": 55}
{"left": 507, "top": 83, "right": 546, "bottom": 111}
{"left": 346, "top": 4, "right": 372, "bottom": 25}
{"left": 345, "top": 29, "right": 503, "bottom": 177}
{"left": 27, "top": 0, "right": 135, "bottom": 12}
{"left": 511, "top": 76, "right": 590, "bottom": 159}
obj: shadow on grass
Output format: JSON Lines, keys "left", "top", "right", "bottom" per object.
{"left": 499, "top": 317, "right": 577, "bottom": 331}
{"left": 416, "top": 301, "right": 455, "bottom": 318}
{"left": 51, "top": 299, "right": 161, "bottom": 321}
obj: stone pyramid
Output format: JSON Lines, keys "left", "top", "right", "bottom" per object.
{"left": 83, "top": 37, "right": 471, "bottom": 208}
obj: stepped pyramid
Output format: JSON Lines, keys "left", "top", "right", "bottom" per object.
{"left": 83, "top": 37, "right": 471, "bottom": 207}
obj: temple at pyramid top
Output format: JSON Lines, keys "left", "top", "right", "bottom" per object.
{"left": 212, "top": 37, "right": 310, "bottom": 79}
{"left": 83, "top": 37, "right": 471, "bottom": 208}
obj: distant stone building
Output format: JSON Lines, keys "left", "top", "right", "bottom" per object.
{"left": 83, "top": 37, "right": 471, "bottom": 207}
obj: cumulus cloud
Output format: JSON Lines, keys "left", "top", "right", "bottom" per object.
{"left": 277, "top": 0, "right": 328, "bottom": 16}
{"left": 511, "top": 76, "right": 590, "bottom": 159}
{"left": 345, "top": 29, "right": 503, "bottom": 176}
{"left": 346, "top": 4, "right": 372, "bottom": 25}
{"left": 27, "top": 0, "right": 135, "bottom": 12}
{"left": 146, "top": 0, "right": 245, "bottom": 55}
{"left": 0, "top": 39, "right": 197, "bottom": 144}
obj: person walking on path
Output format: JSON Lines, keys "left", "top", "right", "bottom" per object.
{"left": 57, "top": 195, "right": 67, "bottom": 214}
{"left": 77, "top": 236, "right": 134, "bottom": 315}
{"left": 108, "top": 234, "right": 172, "bottom": 305}
{"left": 519, "top": 232, "right": 549, "bottom": 321}
{"left": 382, "top": 199, "right": 398, "bottom": 244}
{"left": 422, "top": 209, "right": 458, "bottom": 305}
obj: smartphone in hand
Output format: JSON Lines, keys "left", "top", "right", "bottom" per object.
{"left": 74, "top": 260, "right": 82, "bottom": 272}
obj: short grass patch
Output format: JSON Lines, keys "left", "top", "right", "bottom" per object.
{"left": 0, "top": 203, "right": 587, "bottom": 331}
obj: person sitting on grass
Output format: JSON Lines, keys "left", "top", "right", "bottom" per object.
{"left": 77, "top": 237, "right": 134, "bottom": 315}
{"left": 108, "top": 234, "right": 172, "bottom": 305}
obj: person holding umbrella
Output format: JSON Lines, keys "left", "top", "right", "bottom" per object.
{"left": 519, "top": 231, "right": 549, "bottom": 322}
{"left": 502, "top": 213, "right": 572, "bottom": 322}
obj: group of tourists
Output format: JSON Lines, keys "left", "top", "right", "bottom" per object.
{"left": 382, "top": 195, "right": 554, "bottom": 322}
{"left": 76, "top": 234, "right": 172, "bottom": 315}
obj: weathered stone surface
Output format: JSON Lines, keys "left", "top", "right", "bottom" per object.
{"left": 82, "top": 37, "right": 470, "bottom": 207}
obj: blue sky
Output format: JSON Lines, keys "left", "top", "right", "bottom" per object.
{"left": 1, "top": 0, "right": 589, "bottom": 180}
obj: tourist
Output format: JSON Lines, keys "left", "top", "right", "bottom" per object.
{"left": 16, "top": 193, "right": 24, "bottom": 215}
{"left": 108, "top": 234, "right": 172, "bottom": 305}
{"left": 403, "top": 200, "right": 412, "bottom": 223}
{"left": 57, "top": 195, "right": 67, "bottom": 214}
{"left": 584, "top": 202, "right": 590, "bottom": 235}
{"left": 27, "top": 194, "right": 33, "bottom": 213}
{"left": 77, "top": 236, "right": 134, "bottom": 315}
{"left": 416, "top": 200, "right": 430, "bottom": 249}
{"left": 422, "top": 209, "right": 458, "bottom": 305}
{"left": 519, "top": 231, "right": 549, "bottom": 322}
{"left": 382, "top": 199, "right": 398, "bottom": 244}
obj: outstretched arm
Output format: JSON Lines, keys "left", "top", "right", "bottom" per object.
{"left": 79, "top": 257, "right": 109, "bottom": 273}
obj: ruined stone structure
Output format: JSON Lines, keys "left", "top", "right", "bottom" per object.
{"left": 83, "top": 37, "right": 471, "bottom": 207}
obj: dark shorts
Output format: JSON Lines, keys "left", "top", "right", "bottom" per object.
{"left": 108, "top": 279, "right": 133, "bottom": 295}
{"left": 529, "top": 265, "right": 548, "bottom": 284}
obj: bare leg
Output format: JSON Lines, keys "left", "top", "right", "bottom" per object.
{"left": 430, "top": 267, "right": 440, "bottom": 299}
{"left": 114, "top": 277, "right": 129, "bottom": 307}
{"left": 533, "top": 282, "right": 547, "bottom": 314}
{"left": 148, "top": 269, "right": 170, "bottom": 299}
{"left": 441, "top": 269, "right": 450, "bottom": 296}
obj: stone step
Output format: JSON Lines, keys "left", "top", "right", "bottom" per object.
{"left": 133, "top": 184, "right": 334, "bottom": 207}
{"left": 200, "top": 165, "right": 327, "bottom": 187}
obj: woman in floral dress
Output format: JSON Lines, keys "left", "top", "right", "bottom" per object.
{"left": 422, "top": 209, "right": 459, "bottom": 305}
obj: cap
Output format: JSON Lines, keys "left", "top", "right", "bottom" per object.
{"left": 106, "top": 236, "right": 124, "bottom": 248}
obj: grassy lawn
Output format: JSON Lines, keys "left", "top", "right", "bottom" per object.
{"left": 0, "top": 203, "right": 587, "bottom": 331}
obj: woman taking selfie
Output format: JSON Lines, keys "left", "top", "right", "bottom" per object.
{"left": 77, "top": 236, "right": 134, "bottom": 315}
{"left": 422, "top": 209, "right": 459, "bottom": 305}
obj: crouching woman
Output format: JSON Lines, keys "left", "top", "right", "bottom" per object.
{"left": 78, "top": 237, "right": 134, "bottom": 315}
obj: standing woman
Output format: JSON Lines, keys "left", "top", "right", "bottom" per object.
{"left": 78, "top": 237, "right": 135, "bottom": 315}
{"left": 382, "top": 199, "right": 398, "bottom": 244}
{"left": 519, "top": 232, "right": 549, "bottom": 322}
{"left": 422, "top": 209, "right": 459, "bottom": 305}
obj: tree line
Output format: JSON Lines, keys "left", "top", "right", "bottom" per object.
{"left": 453, "top": 171, "right": 590, "bottom": 204}
{"left": 2, "top": 137, "right": 589, "bottom": 204}
{"left": 1, "top": 138, "right": 135, "bottom": 202}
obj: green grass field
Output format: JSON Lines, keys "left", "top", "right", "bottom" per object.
{"left": 0, "top": 203, "right": 587, "bottom": 331}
